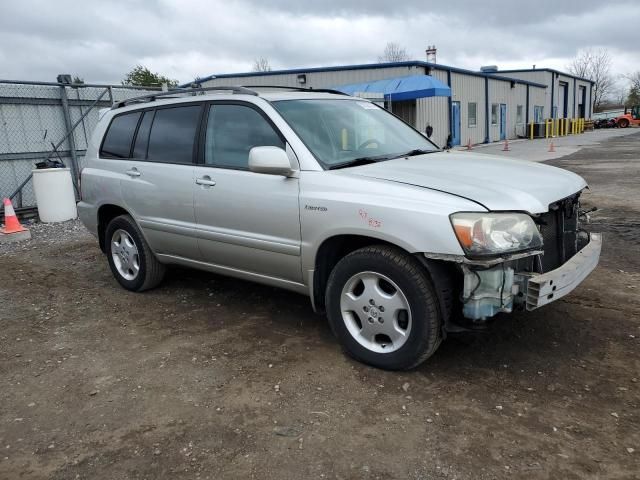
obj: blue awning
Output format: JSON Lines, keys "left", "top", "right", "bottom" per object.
{"left": 334, "top": 74, "right": 451, "bottom": 101}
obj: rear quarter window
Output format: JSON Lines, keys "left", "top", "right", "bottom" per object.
{"left": 100, "top": 111, "right": 142, "bottom": 158}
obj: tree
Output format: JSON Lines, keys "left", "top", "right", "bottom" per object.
{"left": 122, "top": 65, "right": 178, "bottom": 88}
{"left": 72, "top": 75, "right": 84, "bottom": 84}
{"left": 624, "top": 71, "right": 640, "bottom": 106}
{"left": 567, "top": 48, "right": 614, "bottom": 110}
{"left": 378, "top": 42, "right": 409, "bottom": 63}
{"left": 252, "top": 57, "right": 272, "bottom": 72}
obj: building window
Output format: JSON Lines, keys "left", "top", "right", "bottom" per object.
{"left": 516, "top": 105, "right": 523, "bottom": 124}
{"left": 534, "top": 105, "right": 544, "bottom": 123}
{"left": 468, "top": 102, "right": 477, "bottom": 127}
{"left": 491, "top": 104, "right": 498, "bottom": 125}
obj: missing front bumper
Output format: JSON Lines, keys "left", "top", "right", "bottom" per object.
{"left": 459, "top": 233, "right": 602, "bottom": 321}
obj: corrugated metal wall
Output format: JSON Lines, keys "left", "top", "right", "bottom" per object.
{"left": 416, "top": 96, "right": 448, "bottom": 147}
{"left": 450, "top": 72, "right": 486, "bottom": 145}
{"left": 529, "top": 86, "right": 547, "bottom": 120}
{"left": 494, "top": 70, "right": 593, "bottom": 119}
{"left": 416, "top": 69, "right": 449, "bottom": 147}
{"left": 202, "top": 66, "right": 421, "bottom": 89}
{"left": 487, "top": 81, "right": 528, "bottom": 142}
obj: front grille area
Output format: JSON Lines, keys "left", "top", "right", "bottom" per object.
{"left": 535, "top": 193, "right": 580, "bottom": 272}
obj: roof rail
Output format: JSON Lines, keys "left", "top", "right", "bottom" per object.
{"left": 112, "top": 85, "right": 259, "bottom": 109}
{"left": 241, "top": 85, "right": 349, "bottom": 96}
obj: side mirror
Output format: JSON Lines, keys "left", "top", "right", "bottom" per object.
{"left": 248, "top": 146, "right": 295, "bottom": 176}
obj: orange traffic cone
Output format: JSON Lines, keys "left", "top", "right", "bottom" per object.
{"left": 1, "top": 198, "right": 30, "bottom": 242}
{"left": 502, "top": 139, "right": 510, "bottom": 151}
{"left": 466, "top": 139, "right": 473, "bottom": 150}
{"left": 548, "top": 141, "right": 555, "bottom": 153}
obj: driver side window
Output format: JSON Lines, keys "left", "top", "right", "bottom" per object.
{"left": 204, "top": 104, "right": 284, "bottom": 169}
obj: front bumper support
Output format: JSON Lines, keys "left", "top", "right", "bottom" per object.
{"left": 518, "top": 233, "right": 602, "bottom": 310}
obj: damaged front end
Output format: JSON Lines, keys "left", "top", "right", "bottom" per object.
{"left": 429, "top": 193, "right": 602, "bottom": 325}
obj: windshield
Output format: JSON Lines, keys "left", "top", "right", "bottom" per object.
{"left": 271, "top": 99, "right": 438, "bottom": 169}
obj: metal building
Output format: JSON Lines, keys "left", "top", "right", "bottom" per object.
{"left": 492, "top": 68, "right": 594, "bottom": 121}
{"left": 195, "top": 61, "right": 592, "bottom": 148}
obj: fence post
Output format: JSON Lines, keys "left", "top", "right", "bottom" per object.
{"left": 59, "top": 84, "right": 80, "bottom": 197}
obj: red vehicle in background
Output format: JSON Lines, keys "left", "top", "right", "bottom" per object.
{"left": 615, "top": 105, "right": 640, "bottom": 128}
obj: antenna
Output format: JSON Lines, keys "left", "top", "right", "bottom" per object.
{"left": 425, "top": 45, "right": 437, "bottom": 63}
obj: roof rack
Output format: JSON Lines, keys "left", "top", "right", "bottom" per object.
{"left": 240, "top": 85, "right": 349, "bottom": 96}
{"left": 112, "top": 86, "right": 258, "bottom": 109}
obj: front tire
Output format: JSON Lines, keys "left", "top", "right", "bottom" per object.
{"left": 105, "top": 214, "right": 166, "bottom": 292}
{"left": 618, "top": 118, "right": 630, "bottom": 128}
{"left": 325, "top": 245, "right": 443, "bottom": 370}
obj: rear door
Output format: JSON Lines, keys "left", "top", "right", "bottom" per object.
{"left": 193, "top": 102, "right": 302, "bottom": 283}
{"left": 117, "top": 104, "right": 203, "bottom": 259}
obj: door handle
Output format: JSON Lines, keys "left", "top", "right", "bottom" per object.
{"left": 126, "top": 168, "right": 141, "bottom": 177}
{"left": 196, "top": 176, "right": 216, "bottom": 187}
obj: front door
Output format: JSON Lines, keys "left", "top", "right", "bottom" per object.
{"left": 193, "top": 102, "right": 302, "bottom": 283}
{"left": 499, "top": 104, "right": 507, "bottom": 141}
{"left": 451, "top": 101, "right": 461, "bottom": 146}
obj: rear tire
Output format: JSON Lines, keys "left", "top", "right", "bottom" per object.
{"left": 105, "top": 214, "right": 165, "bottom": 292}
{"left": 325, "top": 245, "right": 443, "bottom": 370}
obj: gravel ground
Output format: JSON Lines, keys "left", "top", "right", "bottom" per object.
{"left": 0, "top": 218, "right": 91, "bottom": 256}
{"left": 0, "top": 132, "right": 639, "bottom": 480}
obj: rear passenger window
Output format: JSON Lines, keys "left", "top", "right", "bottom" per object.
{"left": 205, "top": 104, "right": 284, "bottom": 169}
{"left": 132, "top": 110, "right": 154, "bottom": 159}
{"left": 100, "top": 112, "right": 141, "bottom": 158}
{"left": 147, "top": 105, "right": 201, "bottom": 164}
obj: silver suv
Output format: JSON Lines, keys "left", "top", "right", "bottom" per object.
{"left": 78, "top": 86, "right": 601, "bottom": 370}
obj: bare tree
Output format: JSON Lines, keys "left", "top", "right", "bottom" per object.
{"left": 378, "top": 42, "right": 409, "bottom": 63}
{"left": 567, "top": 48, "right": 614, "bottom": 109}
{"left": 252, "top": 57, "right": 272, "bottom": 72}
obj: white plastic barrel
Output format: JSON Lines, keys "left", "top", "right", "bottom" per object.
{"left": 32, "top": 168, "right": 78, "bottom": 223}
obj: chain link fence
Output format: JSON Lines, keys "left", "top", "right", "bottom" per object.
{"left": 0, "top": 79, "right": 162, "bottom": 210}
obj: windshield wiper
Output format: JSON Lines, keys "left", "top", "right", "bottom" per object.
{"left": 392, "top": 148, "right": 436, "bottom": 159}
{"left": 327, "top": 149, "right": 436, "bottom": 170}
{"left": 327, "top": 155, "right": 391, "bottom": 170}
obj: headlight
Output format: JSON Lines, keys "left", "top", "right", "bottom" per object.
{"left": 450, "top": 212, "right": 543, "bottom": 256}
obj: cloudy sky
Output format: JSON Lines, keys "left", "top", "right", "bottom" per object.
{"left": 1, "top": 0, "right": 638, "bottom": 89}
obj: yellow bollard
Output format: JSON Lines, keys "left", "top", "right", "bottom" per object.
{"left": 530, "top": 121, "right": 534, "bottom": 140}
{"left": 545, "top": 119, "right": 550, "bottom": 138}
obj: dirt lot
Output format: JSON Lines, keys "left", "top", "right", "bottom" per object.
{"left": 1, "top": 132, "right": 639, "bottom": 480}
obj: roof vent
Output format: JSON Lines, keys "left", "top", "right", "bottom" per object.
{"left": 480, "top": 65, "right": 498, "bottom": 73}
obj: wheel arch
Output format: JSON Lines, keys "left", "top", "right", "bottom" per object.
{"left": 310, "top": 233, "right": 457, "bottom": 316}
{"left": 97, "top": 204, "right": 131, "bottom": 252}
